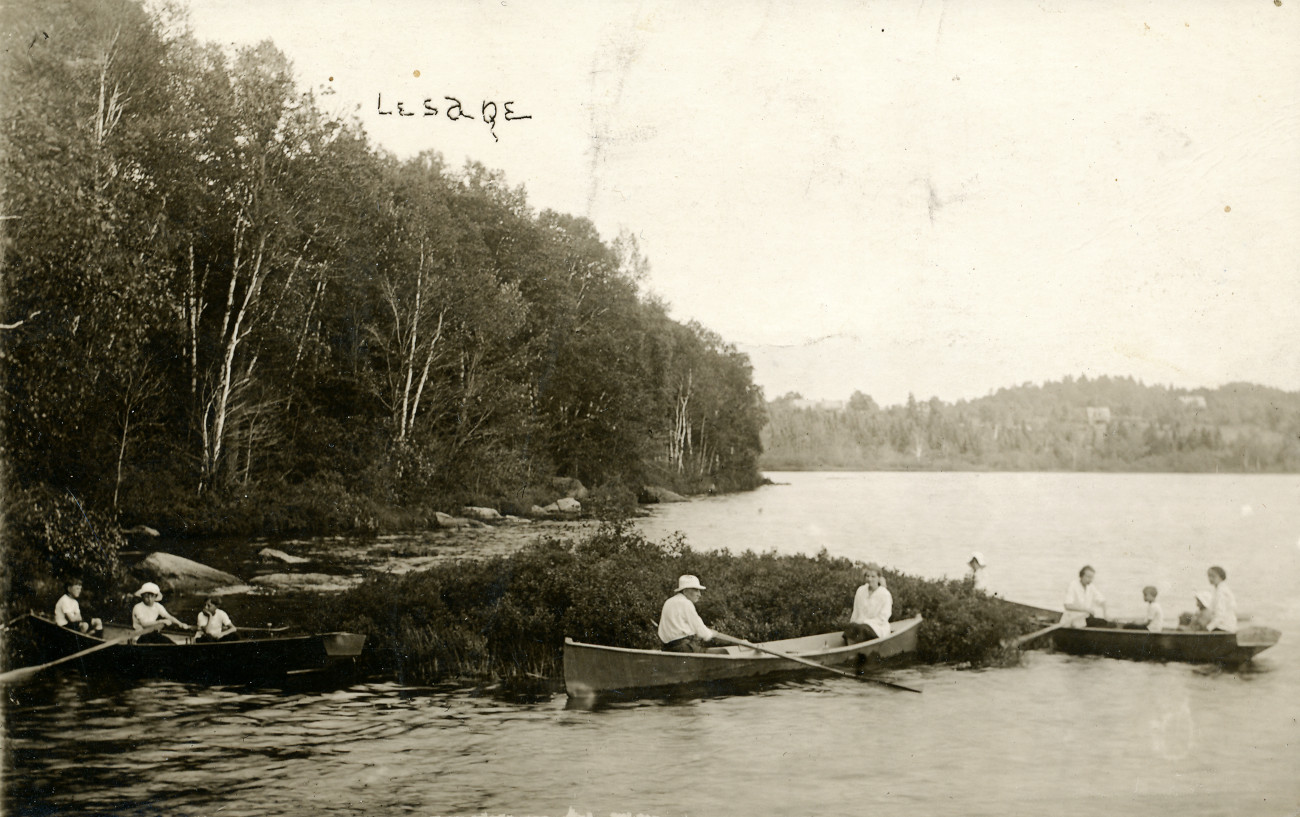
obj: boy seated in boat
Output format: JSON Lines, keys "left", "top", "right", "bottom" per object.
{"left": 1119, "top": 586, "right": 1164, "bottom": 631}
{"left": 54, "top": 577, "right": 103, "bottom": 636}
{"left": 196, "top": 598, "right": 239, "bottom": 642}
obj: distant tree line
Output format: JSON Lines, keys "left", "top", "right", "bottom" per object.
{"left": 0, "top": 0, "right": 765, "bottom": 546}
{"left": 763, "top": 376, "right": 1300, "bottom": 472}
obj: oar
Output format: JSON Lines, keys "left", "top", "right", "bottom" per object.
{"left": 711, "top": 632, "right": 922, "bottom": 694}
{"left": 0, "top": 624, "right": 162, "bottom": 684}
{"left": 1010, "top": 622, "right": 1064, "bottom": 648}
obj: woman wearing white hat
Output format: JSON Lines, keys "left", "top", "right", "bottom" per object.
{"left": 131, "top": 582, "right": 191, "bottom": 641}
{"left": 658, "top": 575, "right": 718, "bottom": 653}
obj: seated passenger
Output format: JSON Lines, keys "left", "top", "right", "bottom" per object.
{"left": 54, "top": 578, "right": 103, "bottom": 636}
{"left": 196, "top": 598, "right": 238, "bottom": 642}
{"left": 1204, "top": 565, "right": 1237, "bottom": 633}
{"left": 1121, "top": 586, "right": 1164, "bottom": 631}
{"left": 1061, "top": 565, "right": 1111, "bottom": 628}
{"left": 844, "top": 564, "right": 892, "bottom": 644}
{"left": 1178, "top": 591, "right": 1213, "bottom": 630}
{"left": 131, "top": 582, "right": 191, "bottom": 643}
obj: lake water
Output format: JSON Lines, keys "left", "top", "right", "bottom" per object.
{"left": 4, "top": 472, "right": 1299, "bottom": 816}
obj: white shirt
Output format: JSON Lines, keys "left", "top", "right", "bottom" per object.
{"left": 54, "top": 594, "right": 83, "bottom": 626}
{"left": 198, "top": 608, "right": 234, "bottom": 638}
{"left": 850, "top": 585, "right": 892, "bottom": 637}
{"left": 132, "top": 601, "right": 172, "bottom": 629}
{"left": 1144, "top": 601, "right": 1165, "bottom": 632}
{"left": 1061, "top": 580, "right": 1105, "bottom": 628}
{"left": 1206, "top": 583, "right": 1237, "bottom": 633}
{"left": 658, "top": 593, "right": 714, "bottom": 644}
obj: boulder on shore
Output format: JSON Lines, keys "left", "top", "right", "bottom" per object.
{"left": 258, "top": 547, "right": 310, "bottom": 565}
{"left": 460, "top": 506, "right": 503, "bottom": 521}
{"left": 641, "top": 486, "right": 687, "bottom": 503}
{"left": 550, "top": 476, "right": 590, "bottom": 500}
{"left": 135, "top": 552, "right": 242, "bottom": 593}
{"left": 123, "top": 524, "right": 161, "bottom": 537}
{"left": 541, "top": 497, "right": 581, "bottom": 515}
{"left": 251, "top": 573, "right": 362, "bottom": 592}
{"left": 435, "top": 511, "right": 472, "bottom": 528}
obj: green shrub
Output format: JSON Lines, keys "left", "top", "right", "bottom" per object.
{"left": 2, "top": 485, "right": 127, "bottom": 619}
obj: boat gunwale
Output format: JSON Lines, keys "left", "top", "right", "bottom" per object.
{"left": 563, "top": 614, "right": 923, "bottom": 660}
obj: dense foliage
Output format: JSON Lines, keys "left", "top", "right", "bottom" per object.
{"left": 322, "top": 523, "right": 1032, "bottom": 684}
{"left": 0, "top": 0, "right": 765, "bottom": 557}
{"left": 764, "top": 377, "right": 1300, "bottom": 472}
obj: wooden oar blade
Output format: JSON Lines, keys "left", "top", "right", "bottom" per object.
{"left": 0, "top": 623, "right": 161, "bottom": 685}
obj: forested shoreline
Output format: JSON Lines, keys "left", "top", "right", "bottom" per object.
{"left": 763, "top": 377, "right": 1300, "bottom": 473}
{"left": 0, "top": 0, "right": 765, "bottom": 590}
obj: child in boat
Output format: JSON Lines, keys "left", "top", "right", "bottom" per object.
{"left": 196, "top": 598, "right": 238, "bottom": 641}
{"left": 131, "top": 582, "right": 191, "bottom": 643}
{"left": 1178, "top": 591, "right": 1213, "bottom": 630}
{"left": 54, "top": 578, "right": 103, "bottom": 636}
{"left": 1121, "top": 586, "right": 1164, "bottom": 631}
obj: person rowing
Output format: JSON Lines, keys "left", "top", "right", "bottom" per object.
{"left": 131, "top": 582, "right": 191, "bottom": 643}
{"left": 657, "top": 575, "right": 719, "bottom": 653}
{"left": 1061, "top": 565, "right": 1111, "bottom": 628}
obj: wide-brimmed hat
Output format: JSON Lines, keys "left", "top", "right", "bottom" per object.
{"left": 1194, "top": 590, "right": 1211, "bottom": 608}
{"left": 136, "top": 582, "right": 162, "bottom": 598}
{"left": 969, "top": 552, "right": 986, "bottom": 568}
{"left": 675, "top": 575, "right": 706, "bottom": 592}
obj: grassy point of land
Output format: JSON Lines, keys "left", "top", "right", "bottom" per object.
{"left": 322, "top": 522, "right": 1037, "bottom": 686}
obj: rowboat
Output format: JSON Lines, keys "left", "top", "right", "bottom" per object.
{"left": 993, "top": 600, "right": 1281, "bottom": 664}
{"left": 14, "top": 614, "right": 366, "bottom": 682}
{"left": 1050, "top": 623, "right": 1280, "bottom": 664}
{"left": 563, "top": 615, "right": 922, "bottom": 697}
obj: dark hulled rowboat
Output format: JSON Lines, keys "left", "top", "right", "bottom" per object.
{"left": 17, "top": 614, "right": 366, "bottom": 683}
{"left": 1050, "top": 623, "right": 1280, "bottom": 664}
{"left": 563, "top": 615, "right": 922, "bottom": 697}
{"left": 993, "top": 600, "right": 1281, "bottom": 664}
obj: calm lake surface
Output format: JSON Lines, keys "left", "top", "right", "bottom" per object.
{"left": 4, "top": 472, "right": 1299, "bottom": 816}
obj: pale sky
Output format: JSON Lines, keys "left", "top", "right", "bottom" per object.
{"left": 184, "top": 0, "right": 1300, "bottom": 406}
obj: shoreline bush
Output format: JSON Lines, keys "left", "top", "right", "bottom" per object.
{"left": 322, "top": 523, "right": 1036, "bottom": 685}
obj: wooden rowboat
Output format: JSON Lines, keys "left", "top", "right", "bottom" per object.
{"left": 1050, "top": 623, "right": 1280, "bottom": 664}
{"left": 15, "top": 614, "right": 366, "bottom": 683}
{"left": 563, "top": 615, "right": 922, "bottom": 697}
{"left": 992, "top": 600, "right": 1281, "bottom": 664}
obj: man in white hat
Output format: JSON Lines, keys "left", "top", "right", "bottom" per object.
{"left": 658, "top": 575, "right": 717, "bottom": 653}
{"left": 131, "top": 582, "right": 191, "bottom": 642}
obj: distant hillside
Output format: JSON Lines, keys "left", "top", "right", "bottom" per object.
{"left": 760, "top": 377, "right": 1300, "bottom": 472}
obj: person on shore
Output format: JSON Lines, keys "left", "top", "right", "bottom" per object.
{"left": 658, "top": 575, "right": 717, "bottom": 653}
{"left": 54, "top": 578, "right": 103, "bottom": 636}
{"left": 1061, "top": 565, "right": 1109, "bottom": 628}
{"left": 966, "top": 552, "right": 986, "bottom": 585}
{"left": 131, "top": 582, "right": 190, "bottom": 643}
{"left": 845, "top": 564, "right": 892, "bottom": 644}
{"left": 1204, "top": 566, "right": 1237, "bottom": 633}
{"left": 196, "top": 598, "right": 238, "bottom": 642}
{"left": 1121, "top": 586, "right": 1164, "bottom": 631}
